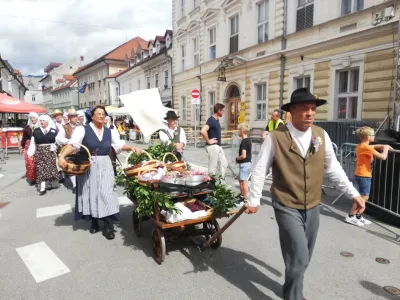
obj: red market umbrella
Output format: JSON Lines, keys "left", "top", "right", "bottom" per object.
{"left": 0, "top": 93, "right": 47, "bottom": 113}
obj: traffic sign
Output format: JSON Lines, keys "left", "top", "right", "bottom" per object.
{"left": 192, "top": 98, "right": 200, "bottom": 105}
{"left": 191, "top": 89, "right": 200, "bottom": 99}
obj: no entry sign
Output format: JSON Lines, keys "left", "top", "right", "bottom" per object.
{"left": 191, "top": 89, "right": 200, "bottom": 99}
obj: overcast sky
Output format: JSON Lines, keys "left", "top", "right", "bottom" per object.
{"left": 0, "top": 0, "right": 172, "bottom": 75}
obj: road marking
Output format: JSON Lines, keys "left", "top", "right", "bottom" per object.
{"left": 118, "top": 196, "right": 132, "bottom": 206}
{"left": 36, "top": 204, "right": 72, "bottom": 218}
{"left": 16, "top": 242, "right": 70, "bottom": 283}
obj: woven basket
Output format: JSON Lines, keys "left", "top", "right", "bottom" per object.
{"left": 138, "top": 167, "right": 161, "bottom": 186}
{"left": 163, "top": 152, "right": 186, "bottom": 170}
{"left": 60, "top": 144, "right": 91, "bottom": 176}
{"left": 124, "top": 150, "right": 159, "bottom": 177}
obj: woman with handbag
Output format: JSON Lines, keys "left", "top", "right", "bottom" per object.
{"left": 20, "top": 112, "right": 39, "bottom": 186}
{"left": 58, "top": 106, "right": 141, "bottom": 240}
{"left": 27, "top": 114, "right": 59, "bottom": 195}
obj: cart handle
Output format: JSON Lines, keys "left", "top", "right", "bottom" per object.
{"left": 199, "top": 202, "right": 249, "bottom": 252}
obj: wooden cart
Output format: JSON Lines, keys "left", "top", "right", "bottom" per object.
{"left": 128, "top": 182, "right": 236, "bottom": 264}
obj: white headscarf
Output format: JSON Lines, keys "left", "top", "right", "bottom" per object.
{"left": 28, "top": 112, "right": 39, "bottom": 128}
{"left": 39, "top": 114, "right": 56, "bottom": 131}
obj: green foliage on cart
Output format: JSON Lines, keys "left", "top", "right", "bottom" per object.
{"left": 128, "top": 142, "right": 175, "bottom": 165}
{"left": 209, "top": 183, "right": 238, "bottom": 216}
{"left": 115, "top": 175, "right": 178, "bottom": 217}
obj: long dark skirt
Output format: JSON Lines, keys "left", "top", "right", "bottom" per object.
{"left": 35, "top": 146, "right": 59, "bottom": 182}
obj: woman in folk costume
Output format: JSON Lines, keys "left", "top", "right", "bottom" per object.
{"left": 27, "top": 114, "right": 60, "bottom": 195}
{"left": 20, "top": 112, "right": 39, "bottom": 185}
{"left": 56, "top": 108, "right": 80, "bottom": 194}
{"left": 58, "top": 106, "right": 141, "bottom": 240}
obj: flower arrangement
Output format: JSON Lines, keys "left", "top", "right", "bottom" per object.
{"left": 187, "top": 169, "right": 211, "bottom": 182}
{"left": 310, "top": 136, "right": 323, "bottom": 155}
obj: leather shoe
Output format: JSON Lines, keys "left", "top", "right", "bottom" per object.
{"left": 72, "top": 187, "right": 76, "bottom": 194}
{"left": 39, "top": 190, "right": 46, "bottom": 196}
{"left": 89, "top": 220, "right": 100, "bottom": 234}
{"left": 103, "top": 223, "right": 115, "bottom": 240}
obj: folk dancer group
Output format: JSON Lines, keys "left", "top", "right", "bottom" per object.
{"left": 21, "top": 105, "right": 141, "bottom": 240}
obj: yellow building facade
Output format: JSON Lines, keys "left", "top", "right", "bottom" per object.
{"left": 172, "top": 0, "right": 399, "bottom": 130}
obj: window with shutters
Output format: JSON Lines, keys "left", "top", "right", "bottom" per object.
{"left": 155, "top": 74, "right": 159, "bottom": 88}
{"left": 181, "top": 96, "right": 187, "bottom": 124}
{"left": 181, "top": 45, "right": 186, "bottom": 71}
{"left": 147, "top": 77, "right": 151, "bottom": 89}
{"left": 193, "top": 38, "right": 199, "bottom": 67}
{"left": 336, "top": 68, "right": 359, "bottom": 119}
{"left": 181, "top": 0, "right": 185, "bottom": 18}
{"left": 209, "top": 27, "right": 217, "bottom": 61}
{"left": 296, "top": 0, "right": 314, "bottom": 32}
{"left": 257, "top": 0, "right": 269, "bottom": 44}
{"left": 164, "top": 70, "right": 169, "bottom": 87}
{"left": 229, "top": 15, "right": 239, "bottom": 54}
{"left": 255, "top": 83, "right": 267, "bottom": 121}
{"left": 208, "top": 91, "right": 215, "bottom": 117}
{"left": 341, "top": 0, "right": 364, "bottom": 16}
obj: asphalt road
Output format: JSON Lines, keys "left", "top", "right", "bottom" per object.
{"left": 0, "top": 148, "right": 399, "bottom": 300}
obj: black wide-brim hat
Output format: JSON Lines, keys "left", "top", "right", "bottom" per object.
{"left": 164, "top": 110, "right": 179, "bottom": 120}
{"left": 281, "top": 88, "right": 327, "bottom": 112}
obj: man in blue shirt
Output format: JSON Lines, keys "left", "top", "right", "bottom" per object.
{"left": 201, "top": 103, "right": 228, "bottom": 180}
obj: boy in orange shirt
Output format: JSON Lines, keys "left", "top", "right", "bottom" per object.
{"left": 345, "top": 126, "right": 392, "bottom": 227}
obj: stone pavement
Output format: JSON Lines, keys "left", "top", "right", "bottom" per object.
{"left": 0, "top": 149, "right": 399, "bottom": 300}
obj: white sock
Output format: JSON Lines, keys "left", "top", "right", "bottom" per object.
{"left": 70, "top": 176, "right": 76, "bottom": 188}
{"left": 40, "top": 181, "right": 46, "bottom": 192}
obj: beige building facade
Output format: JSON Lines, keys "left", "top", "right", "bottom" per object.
{"left": 172, "top": 0, "right": 399, "bottom": 130}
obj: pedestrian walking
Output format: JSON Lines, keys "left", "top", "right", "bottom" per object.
{"left": 200, "top": 103, "right": 228, "bottom": 180}
{"left": 27, "top": 114, "right": 59, "bottom": 195}
{"left": 345, "top": 126, "right": 392, "bottom": 227}
{"left": 58, "top": 105, "right": 141, "bottom": 240}
{"left": 236, "top": 123, "right": 252, "bottom": 200}
{"left": 20, "top": 112, "right": 39, "bottom": 186}
{"left": 246, "top": 88, "right": 363, "bottom": 300}
{"left": 56, "top": 108, "right": 81, "bottom": 194}
{"left": 159, "top": 111, "right": 187, "bottom": 160}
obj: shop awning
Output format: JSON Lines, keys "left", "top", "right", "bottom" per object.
{"left": 0, "top": 93, "right": 47, "bottom": 113}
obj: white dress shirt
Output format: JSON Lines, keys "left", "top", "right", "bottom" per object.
{"left": 56, "top": 123, "right": 78, "bottom": 147}
{"left": 159, "top": 126, "right": 187, "bottom": 147}
{"left": 27, "top": 126, "right": 57, "bottom": 156}
{"left": 248, "top": 122, "right": 360, "bottom": 207}
{"left": 68, "top": 122, "right": 125, "bottom": 154}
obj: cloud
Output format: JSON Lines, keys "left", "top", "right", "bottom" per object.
{"left": 0, "top": 0, "right": 172, "bottom": 75}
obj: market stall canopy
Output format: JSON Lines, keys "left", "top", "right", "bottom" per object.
{"left": 119, "top": 88, "right": 167, "bottom": 137}
{"left": 108, "top": 106, "right": 129, "bottom": 116}
{"left": 0, "top": 93, "right": 46, "bottom": 113}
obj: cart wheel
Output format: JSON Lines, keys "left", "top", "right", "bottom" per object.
{"left": 152, "top": 227, "right": 166, "bottom": 264}
{"left": 204, "top": 219, "right": 222, "bottom": 249}
{"left": 132, "top": 211, "right": 142, "bottom": 237}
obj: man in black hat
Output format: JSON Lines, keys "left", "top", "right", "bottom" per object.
{"left": 159, "top": 110, "right": 187, "bottom": 160}
{"left": 246, "top": 88, "right": 363, "bottom": 300}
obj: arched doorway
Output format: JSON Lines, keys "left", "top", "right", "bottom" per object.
{"left": 226, "top": 85, "right": 240, "bottom": 130}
